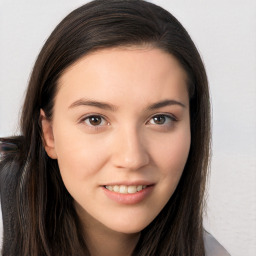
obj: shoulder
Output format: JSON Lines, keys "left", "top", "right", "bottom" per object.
{"left": 0, "top": 155, "right": 21, "bottom": 254}
{"left": 204, "top": 230, "right": 231, "bottom": 256}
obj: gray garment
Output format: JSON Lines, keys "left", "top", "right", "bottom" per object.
{"left": 204, "top": 231, "right": 231, "bottom": 256}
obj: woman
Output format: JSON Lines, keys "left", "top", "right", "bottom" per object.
{"left": 0, "top": 0, "right": 230, "bottom": 255}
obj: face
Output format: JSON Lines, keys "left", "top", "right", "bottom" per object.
{"left": 42, "top": 47, "right": 191, "bottom": 235}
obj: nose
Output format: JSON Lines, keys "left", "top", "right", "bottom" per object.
{"left": 111, "top": 127, "right": 150, "bottom": 170}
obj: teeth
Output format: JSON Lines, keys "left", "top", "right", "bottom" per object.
{"left": 120, "top": 185, "right": 128, "bottom": 193}
{"left": 105, "top": 185, "right": 148, "bottom": 194}
{"left": 113, "top": 185, "right": 119, "bottom": 192}
{"left": 137, "top": 185, "right": 143, "bottom": 191}
{"left": 127, "top": 186, "right": 137, "bottom": 193}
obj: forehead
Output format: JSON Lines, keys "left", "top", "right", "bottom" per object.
{"left": 56, "top": 46, "right": 189, "bottom": 110}
{"left": 60, "top": 46, "right": 187, "bottom": 82}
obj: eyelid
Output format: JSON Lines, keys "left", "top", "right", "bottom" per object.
{"left": 146, "top": 113, "right": 178, "bottom": 124}
{"left": 77, "top": 112, "right": 178, "bottom": 130}
{"left": 79, "top": 113, "right": 110, "bottom": 126}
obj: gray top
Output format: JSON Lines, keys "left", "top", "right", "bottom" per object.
{"left": 204, "top": 231, "right": 231, "bottom": 256}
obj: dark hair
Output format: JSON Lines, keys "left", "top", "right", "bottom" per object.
{"left": 0, "top": 0, "right": 210, "bottom": 255}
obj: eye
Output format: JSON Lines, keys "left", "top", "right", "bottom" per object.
{"left": 82, "top": 115, "right": 108, "bottom": 126}
{"left": 148, "top": 114, "right": 176, "bottom": 125}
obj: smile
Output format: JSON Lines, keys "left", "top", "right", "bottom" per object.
{"left": 102, "top": 184, "right": 154, "bottom": 204}
{"left": 105, "top": 185, "right": 147, "bottom": 194}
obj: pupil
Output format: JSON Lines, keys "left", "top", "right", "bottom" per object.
{"left": 90, "top": 116, "right": 101, "bottom": 125}
{"left": 154, "top": 116, "right": 165, "bottom": 124}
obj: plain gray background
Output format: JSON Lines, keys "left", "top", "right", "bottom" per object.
{"left": 0, "top": 1, "right": 256, "bottom": 255}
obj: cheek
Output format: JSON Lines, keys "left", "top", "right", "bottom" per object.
{"left": 53, "top": 125, "right": 110, "bottom": 181}
{"left": 151, "top": 128, "right": 191, "bottom": 178}
{"left": 142, "top": 128, "right": 191, "bottom": 222}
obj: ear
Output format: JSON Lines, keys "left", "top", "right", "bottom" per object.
{"left": 40, "top": 109, "right": 57, "bottom": 159}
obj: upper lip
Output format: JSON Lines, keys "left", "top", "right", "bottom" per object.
{"left": 102, "top": 181, "right": 155, "bottom": 186}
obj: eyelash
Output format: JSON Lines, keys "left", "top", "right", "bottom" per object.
{"left": 79, "top": 113, "right": 177, "bottom": 130}
{"left": 147, "top": 114, "right": 177, "bottom": 126}
{"left": 80, "top": 114, "right": 110, "bottom": 130}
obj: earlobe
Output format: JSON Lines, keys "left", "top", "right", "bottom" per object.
{"left": 40, "top": 109, "right": 57, "bottom": 159}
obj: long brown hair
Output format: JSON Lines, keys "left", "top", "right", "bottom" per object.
{"left": 0, "top": 0, "right": 211, "bottom": 255}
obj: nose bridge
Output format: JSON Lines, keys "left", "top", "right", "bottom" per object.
{"left": 112, "top": 124, "right": 149, "bottom": 170}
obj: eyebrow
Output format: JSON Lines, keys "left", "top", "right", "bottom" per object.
{"left": 148, "top": 99, "right": 186, "bottom": 110}
{"left": 68, "top": 98, "right": 186, "bottom": 111}
{"left": 69, "top": 98, "right": 117, "bottom": 111}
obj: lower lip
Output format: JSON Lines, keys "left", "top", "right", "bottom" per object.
{"left": 102, "top": 186, "right": 154, "bottom": 205}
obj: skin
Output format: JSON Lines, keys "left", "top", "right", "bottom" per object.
{"left": 41, "top": 46, "right": 191, "bottom": 256}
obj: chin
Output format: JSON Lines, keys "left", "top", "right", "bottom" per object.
{"left": 104, "top": 216, "right": 154, "bottom": 235}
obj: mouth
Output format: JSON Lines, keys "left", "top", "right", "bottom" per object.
{"left": 104, "top": 185, "right": 148, "bottom": 194}
{"left": 102, "top": 183, "right": 154, "bottom": 204}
